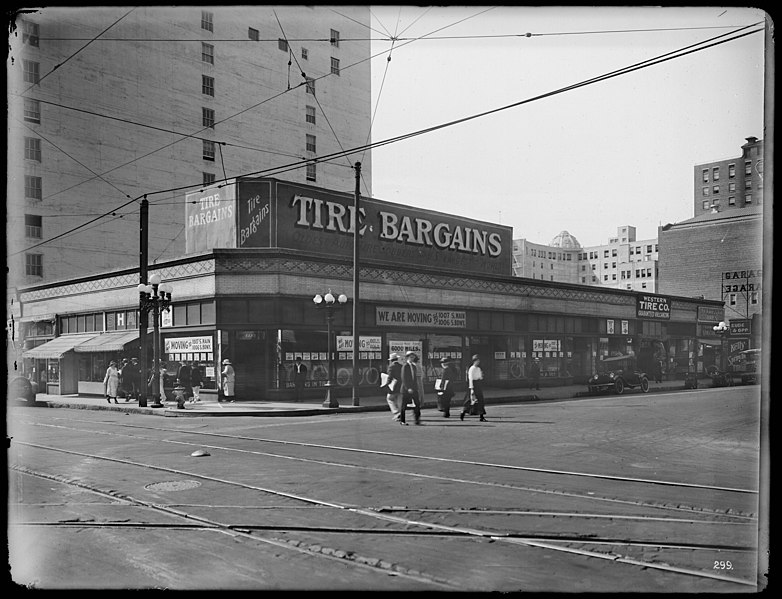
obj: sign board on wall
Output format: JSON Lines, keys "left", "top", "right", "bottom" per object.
{"left": 697, "top": 305, "right": 724, "bottom": 323}
{"left": 729, "top": 319, "right": 752, "bottom": 336}
{"left": 636, "top": 294, "right": 671, "bottom": 320}
{"left": 376, "top": 307, "right": 466, "bottom": 328}
{"left": 235, "top": 179, "right": 512, "bottom": 276}
{"left": 164, "top": 336, "right": 213, "bottom": 353}
{"left": 185, "top": 181, "right": 237, "bottom": 253}
{"left": 336, "top": 336, "right": 382, "bottom": 351}
{"left": 388, "top": 340, "right": 422, "bottom": 356}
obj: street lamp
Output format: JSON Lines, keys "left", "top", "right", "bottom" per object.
{"left": 313, "top": 290, "right": 348, "bottom": 408}
{"left": 138, "top": 273, "right": 173, "bottom": 408}
{"left": 712, "top": 320, "right": 729, "bottom": 373}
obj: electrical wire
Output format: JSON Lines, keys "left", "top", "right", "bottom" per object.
{"left": 12, "top": 23, "right": 763, "bottom": 257}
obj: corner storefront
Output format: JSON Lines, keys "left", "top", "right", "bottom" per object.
{"left": 17, "top": 178, "right": 724, "bottom": 398}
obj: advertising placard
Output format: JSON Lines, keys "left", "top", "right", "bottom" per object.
{"left": 388, "top": 340, "right": 422, "bottom": 356}
{"left": 697, "top": 305, "right": 723, "bottom": 323}
{"left": 164, "top": 336, "right": 213, "bottom": 354}
{"left": 336, "top": 336, "right": 382, "bottom": 351}
{"left": 729, "top": 319, "right": 752, "bottom": 336}
{"left": 185, "top": 181, "right": 237, "bottom": 253}
{"left": 636, "top": 294, "right": 671, "bottom": 320}
{"left": 376, "top": 307, "right": 466, "bottom": 328}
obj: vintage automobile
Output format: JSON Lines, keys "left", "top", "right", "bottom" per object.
{"left": 739, "top": 348, "right": 761, "bottom": 385}
{"left": 9, "top": 376, "right": 39, "bottom": 404}
{"left": 588, "top": 354, "right": 650, "bottom": 395}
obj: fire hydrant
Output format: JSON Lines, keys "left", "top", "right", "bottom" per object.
{"left": 172, "top": 384, "right": 187, "bottom": 410}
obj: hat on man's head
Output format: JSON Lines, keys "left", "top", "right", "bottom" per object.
{"left": 405, "top": 351, "right": 417, "bottom": 358}
{"left": 222, "top": 359, "right": 232, "bottom": 365}
{"left": 471, "top": 354, "right": 480, "bottom": 361}
{"left": 388, "top": 353, "right": 401, "bottom": 361}
{"left": 440, "top": 357, "right": 452, "bottom": 364}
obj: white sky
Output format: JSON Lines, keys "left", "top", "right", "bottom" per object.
{"left": 367, "top": 6, "right": 768, "bottom": 247}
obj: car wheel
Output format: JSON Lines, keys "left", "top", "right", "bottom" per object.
{"left": 640, "top": 377, "right": 649, "bottom": 393}
{"left": 614, "top": 379, "right": 624, "bottom": 395}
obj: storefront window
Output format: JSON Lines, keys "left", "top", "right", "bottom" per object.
{"left": 276, "top": 329, "right": 331, "bottom": 390}
{"left": 529, "top": 337, "right": 565, "bottom": 378}
{"left": 47, "top": 359, "right": 60, "bottom": 383}
{"left": 424, "top": 334, "right": 464, "bottom": 381}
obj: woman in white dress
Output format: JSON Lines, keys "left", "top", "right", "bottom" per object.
{"left": 103, "top": 360, "right": 120, "bottom": 404}
{"left": 221, "top": 359, "right": 235, "bottom": 402}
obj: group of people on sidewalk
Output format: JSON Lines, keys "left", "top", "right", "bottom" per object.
{"left": 382, "top": 351, "right": 487, "bottom": 425}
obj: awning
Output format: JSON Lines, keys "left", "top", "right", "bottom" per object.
{"left": 697, "top": 338, "right": 723, "bottom": 347}
{"left": 75, "top": 330, "right": 140, "bottom": 353}
{"left": 22, "top": 334, "right": 95, "bottom": 359}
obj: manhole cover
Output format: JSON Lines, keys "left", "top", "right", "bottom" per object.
{"left": 145, "top": 480, "right": 201, "bottom": 492}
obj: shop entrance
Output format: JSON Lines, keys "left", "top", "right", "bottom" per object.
{"left": 231, "top": 332, "right": 268, "bottom": 400}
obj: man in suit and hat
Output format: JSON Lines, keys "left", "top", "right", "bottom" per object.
{"left": 437, "top": 357, "right": 457, "bottom": 418}
{"left": 220, "top": 358, "right": 235, "bottom": 402}
{"left": 401, "top": 351, "right": 422, "bottom": 425}
{"left": 384, "top": 353, "right": 405, "bottom": 424}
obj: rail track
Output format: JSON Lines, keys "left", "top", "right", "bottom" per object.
{"left": 9, "top": 409, "right": 759, "bottom": 590}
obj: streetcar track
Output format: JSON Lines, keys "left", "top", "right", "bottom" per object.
{"left": 10, "top": 464, "right": 456, "bottom": 589}
{"left": 11, "top": 443, "right": 755, "bottom": 588}
{"left": 17, "top": 418, "right": 758, "bottom": 520}
{"left": 11, "top": 521, "right": 756, "bottom": 551}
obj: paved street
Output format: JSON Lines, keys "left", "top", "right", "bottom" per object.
{"left": 8, "top": 385, "right": 763, "bottom": 592}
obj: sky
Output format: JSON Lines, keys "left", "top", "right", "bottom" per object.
{"left": 366, "top": 6, "right": 768, "bottom": 247}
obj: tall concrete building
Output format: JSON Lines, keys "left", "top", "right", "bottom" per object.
{"left": 658, "top": 136, "right": 765, "bottom": 348}
{"left": 513, "top": 225, "right": 659, "bottom": 293}
{"left": 8, "top": 6, "right": 372, "bottom": 294}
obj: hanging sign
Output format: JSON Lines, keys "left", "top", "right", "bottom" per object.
{"left": 636, "top": 294, "right": 671, "bottom": 320}
{"left": 376, "top": 307, "right": 466, "bottom": 328}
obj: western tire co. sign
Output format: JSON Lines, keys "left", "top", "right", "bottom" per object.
{"left": 636, "top": 294, "right": 671, "bottom": 320}
{"left": 185, "top": 178, "right": 512, "bottom": 276}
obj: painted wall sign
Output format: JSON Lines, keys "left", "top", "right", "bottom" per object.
{"left": 388, "top": 340, "right": 422, "bottom": 356}
{"left": 235, "top": 179, "right": 512, "bottom": 276}
{"left": 185, "top": 181, "right": 237, "bottom": 253}
{"left": 636, "top": 294, "right": 671, "bottom": 320}
{"left": 164, "top": 336, "right": 213, "bottom": 353}
{"left": 237, "top": 180, "right": 272, "bottom": 247}
{"left": 697, "top": 305, "right": 724, "bottom": 323}
{"left": 376, "top": 307, "right": 466, "bottom": 328}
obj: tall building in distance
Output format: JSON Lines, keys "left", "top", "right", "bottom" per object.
{"left": 8, "top": 6, "right": 372, "bottom": 295}
{"left": 693, "top": 136, "right": 764, "bottom": 216}
{"left": 512, "top": 225, "right": 659, "bottom": 293}
{"left": 658, "top": 136, "right": 764, "bottom": 346}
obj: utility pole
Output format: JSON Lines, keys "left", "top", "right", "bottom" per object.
{"left": 352, "top": 162, "right": 361, "bottom": 406}
{"left": 138, "top": 197, "right": 149, "bottom": 407}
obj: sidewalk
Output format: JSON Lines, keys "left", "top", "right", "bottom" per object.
{"left": 24, "top": 378, "right": 698, "bottom": 417}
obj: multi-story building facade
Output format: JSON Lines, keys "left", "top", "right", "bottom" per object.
{"left": 659, "top": 136, "right": 765, "bottom": 350}
{"left": 8, "top": 6, "right": 372, "bottom": 292}
{"left": 513, "top": 225, "right": 659, "bottom": 293}
{"left": 693, "top": 136, "right": 764, "bottom": 216}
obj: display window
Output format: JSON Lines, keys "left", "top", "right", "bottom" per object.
{"left": 529, "top": 336, "right": 566, "bottom": 378}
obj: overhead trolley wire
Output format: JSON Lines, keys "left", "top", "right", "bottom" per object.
{"left": 13, "top": 23, "right": 763, "bottom": 257}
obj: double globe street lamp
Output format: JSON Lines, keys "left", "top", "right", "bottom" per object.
{"left": 138, "top": 273, "right": 173, "bottom": 408}
{"left": 313, "top": 290, "right": 348, "bottom": 408}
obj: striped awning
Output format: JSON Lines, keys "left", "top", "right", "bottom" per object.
{"left": 22, "top": 334, "right": 95, "bottom": 359}
{"left": 74, "top": 330, "right": 140, "bottom": 353}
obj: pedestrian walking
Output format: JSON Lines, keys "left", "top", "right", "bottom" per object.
{"left": 653, "top": 342, "right": 666, "bottom": 383}
{"left": 401, "top": 351, "right": 422, "bottom": 425}
{"left": 177, "top": 360, "right": 192, "bottom": 401}
{"left": 382, "top": 353, "right": 405, "bottom": 424}
{"left": 529, "top": 358, "right": 541, "bottom": 390}
{"left": 221, "top": 359, "right": 236, "bottom": 402}
{"left": 189, "top": 362, "right": 202, "bottom": 403}
{"left": 436, "top": 357, "right": 456, "bottom": 418}
{"left": 120, "top": 358, "right": 137, "bottom": 402}
{"left": 103, "top": 360, "right": 120, "bottom": 404}
{"left": 293, "top": 357, "right": 308, "bottom": 400}
{"left": 461, "top": 354, "right": 487, "bottom": 421}
{"left": 412, "top": 353, "right": 425, "bottom": 409}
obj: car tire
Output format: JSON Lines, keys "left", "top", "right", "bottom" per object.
{"left": 640, "top": 377, "right": 649, "bottom": 393}
{"left": 614, "top": 379, "right": 624, "bottom": 395}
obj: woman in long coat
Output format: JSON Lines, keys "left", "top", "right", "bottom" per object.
{"left": 103, "top": 360, "right": 120, "bottom": 404}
